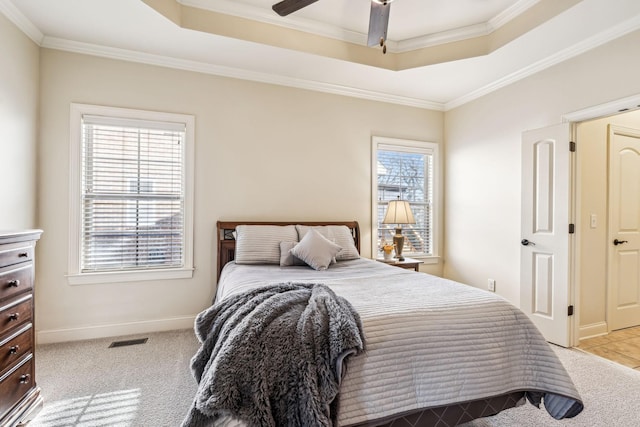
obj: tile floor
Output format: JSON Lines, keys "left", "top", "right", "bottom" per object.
{"left": 578, "top": 325, "right": 640, "bottom": 371}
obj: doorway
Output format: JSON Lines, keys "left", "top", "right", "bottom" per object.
{"left": 519, "top": 99, "right": 640, "bottom": 349}
{"left": 574, "top": 108, "right": 640, "bottom": 342}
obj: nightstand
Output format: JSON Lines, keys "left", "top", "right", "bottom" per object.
{"left": 376, "top": 257, "right": 423, "bottom": 272}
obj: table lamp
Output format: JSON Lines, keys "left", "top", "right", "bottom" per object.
{"left": 382, "top": 198, "right": 415, "bottom": 261}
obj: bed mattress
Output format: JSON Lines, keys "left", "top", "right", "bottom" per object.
{"left": 212, "top": 258, "right": 582, "bottom": 426}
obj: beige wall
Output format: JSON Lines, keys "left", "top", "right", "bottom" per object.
{"left": 444, "top": 30, "right": 640, "bottom": 309}
{"left": 9, "top": 10, "right": 640, "bottom": 343}
{"left": 36, "top": 49, "right": 443, "bottom": 342}
{"left": 576, "top": 109, "right": 640, "bottom": 337}
{"left": 0, "top": 14, "right": 39, "bottom": 229}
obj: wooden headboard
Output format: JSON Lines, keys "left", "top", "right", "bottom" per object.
{"left": 216, "top": 221, "right": 361, "bottom": 280}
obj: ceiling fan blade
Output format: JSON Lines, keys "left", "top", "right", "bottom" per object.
{"left": 272, "top": 0, "right": 319, "bottom": 16}
{"left": 367, "top": 1, "right": 391, "bottom": 47}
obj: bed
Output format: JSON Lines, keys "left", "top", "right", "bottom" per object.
{"left": 184, "top": 220, "right": 583, "bottom": 427}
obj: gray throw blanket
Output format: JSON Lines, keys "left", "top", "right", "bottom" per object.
{"left": 182, "top": 282, "right": 366, "bottom": 427}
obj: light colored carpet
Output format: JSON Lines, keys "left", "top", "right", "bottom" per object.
{"left": 29, "top": 330, "right": 199, "bottom": 427}
{"left": 460, "top": 345, "right": 640, "bottom": 427}
{"left": 28, "top": 330, "right": 640, "bottom": 426}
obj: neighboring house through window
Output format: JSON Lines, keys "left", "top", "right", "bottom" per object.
{"left": 68, "top": 104, "right": 194, "bottom": 284}
{"left": 372, "top": 136, "right": 439, "bottom": 263}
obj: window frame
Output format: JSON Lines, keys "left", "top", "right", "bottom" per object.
{"left": 68, "top": 103, "right": 195, "bottom": 285}
{"left": 371, "top": 136, "right": 440, "bottom": 264}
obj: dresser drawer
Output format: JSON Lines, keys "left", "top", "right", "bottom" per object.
{"left": 0, "top": 264, "right": 33, "bottom": 303}
{"left": 0, "top": 243, "right": 33, "bottom": 269}
{"left": 0, "top": 295, "right": 32, "bottom": 338}
{"left": 0, "top": 355, "right": 34, "bottom": 420}
{"left": 0, "top": 324, "right": 32, "bottom": 376}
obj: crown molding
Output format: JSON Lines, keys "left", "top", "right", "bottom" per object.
{"left": 41, "top": 36, "right": 444, "bottom": 111}
{"left": 9, "top": 0, "right": 636, "bottom": 112}
{"left": 562, "top": 93, "right": 640, "bottom": 122}
{"left": 445, "top": 13, "right": 640, "bottom": 111}
{"left": 397, "top": 0, "right": 539, "bottom": 52}
{"left": 179, "top": 0, "right": 537, "bottom": 54}
{"left": 490, "top": 0, "right": 540, "bottom": 29}
{"left": 395, "top": 23, "right": 490, "bottom": 52}
{"left": 0, "top": 0, "right": 43, "bottom": 44}
{"left": 29, "top": 9, "right": 640, "bottom": 113}
{"left": 179, "top": 0, "right": 368, "bottom": 46}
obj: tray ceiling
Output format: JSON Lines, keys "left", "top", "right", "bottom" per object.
{"left": 3, "top": 0, "right": 640, "bottom": 109}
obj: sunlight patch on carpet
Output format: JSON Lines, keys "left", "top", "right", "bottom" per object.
{"left": 32, "top": 389, "right": 141, "bottom": 427}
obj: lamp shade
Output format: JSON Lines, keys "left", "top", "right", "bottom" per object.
{"left": 382, "top": 200, "right": 415, "bottom": 225}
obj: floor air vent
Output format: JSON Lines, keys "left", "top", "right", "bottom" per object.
{"left": 108, "top": 338, "right": 148, "bottom": 348}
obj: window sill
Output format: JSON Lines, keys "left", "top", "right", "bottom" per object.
{"left": 67, "top": 267, "right": 194, "bottom": 285}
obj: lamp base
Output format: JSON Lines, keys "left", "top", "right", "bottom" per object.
{"left": 393, "top": 227, "right": 405, "bottom": 261}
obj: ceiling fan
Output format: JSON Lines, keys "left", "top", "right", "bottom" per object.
{"left": 272, "top": 0, "right": 394, "bottom": 54}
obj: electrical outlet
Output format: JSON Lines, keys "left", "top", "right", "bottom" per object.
{"left": 590, "top": 214, "right": 597, "bottom": 229}
{"left": 488, "top": 279, "right": 496, "bottom": 292}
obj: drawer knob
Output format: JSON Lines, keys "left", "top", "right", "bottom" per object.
{"left": 18, "top": 252, "right": 28, "bottom": 258}
{"left": 9, "top": 345, "right": 20, "bottom": 355}
{"left": 19, "top": 374, "right": 31, "bottom": 384}
{"left": 8, "top": 313, "right": 20, "bottom": 321}
{"left": 8, "top": 279, "right": 20, "bottom": 287}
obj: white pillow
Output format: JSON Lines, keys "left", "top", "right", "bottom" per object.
{"left": 279, "top": 241, "right": 306, "bottom": 266}
{"left": 290, "top": 229, "right": 342, "bottom": 271}
{"left": 296, "top": 225, "right": 359, "bottom": 261}
{"left": 235, "top": 225, "right": 298, "bottom": 264}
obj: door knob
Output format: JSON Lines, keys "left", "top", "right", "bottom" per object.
{"left": 521, "top": 239, "right": 535, "bottom": 246}
{"left": 613, "top": 239, "right": 628, "bottom": 246}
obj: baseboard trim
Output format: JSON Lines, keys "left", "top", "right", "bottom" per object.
{"left": 36, "top": 316, "right": 196, "bottom": 344}
{"left": 579, "top": 321, "right": 608, "bottom": 340}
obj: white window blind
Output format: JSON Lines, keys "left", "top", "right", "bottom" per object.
{"left": 80, "top": 114, "right": 186, "bottom": 272}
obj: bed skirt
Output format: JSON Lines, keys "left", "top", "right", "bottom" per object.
{"left": 346, "top": 391, "right": 525, "bottom": 427}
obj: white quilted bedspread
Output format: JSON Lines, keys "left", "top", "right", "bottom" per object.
{"left": 214, "top": 258, "right": 582, "bottom": 426}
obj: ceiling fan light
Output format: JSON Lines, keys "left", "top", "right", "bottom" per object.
{"left": 372, "top": 0, "right": 395, "bottom": 4}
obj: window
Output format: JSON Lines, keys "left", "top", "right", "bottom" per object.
{"left": 372, "top": 137, "right": 439, "bottom": 261}
{"left": 68, "top": 104, "right": 194, "bottom": 284}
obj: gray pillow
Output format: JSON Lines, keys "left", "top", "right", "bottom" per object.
{"left": 279, "top": 241, "right": 306, "bottom": 266}
{"left": 296, "top": 225, "right": 360, "bottom": 261}
{"left": 235, "top": 225, "right": 298, "bottom": 264}
{"left": 290, "top": 229, "right": 342, "bottom": 271}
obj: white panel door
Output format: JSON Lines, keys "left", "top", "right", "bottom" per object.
{"left": 521, "top": 123, "right": 573, "bottom": 347}
{"left": 608, "top": 125, "right": 640, "bottom": 331}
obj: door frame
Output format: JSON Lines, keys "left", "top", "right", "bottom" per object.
{"left": 562, "top": 93, "right": 640, "bottom": 347}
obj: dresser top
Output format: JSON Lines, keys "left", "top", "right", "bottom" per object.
{"left": 0, "top": 230, "right": 43, "bottom": 244}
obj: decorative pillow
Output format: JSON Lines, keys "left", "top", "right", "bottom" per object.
{"left": 290, "top": 229, "right": 342, "bottom": 271}
{"left": 296, "top": 225, "right": 360, "bottom": 261}
{"left": 235, "top": 225, "right": 298, "bottom": 265}
{"left": 279, "top": 241, "right": 306, "bottom": 266}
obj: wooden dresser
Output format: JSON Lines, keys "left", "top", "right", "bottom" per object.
{"left": 0, "top": 230, "right": 42, "bottom": 427}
